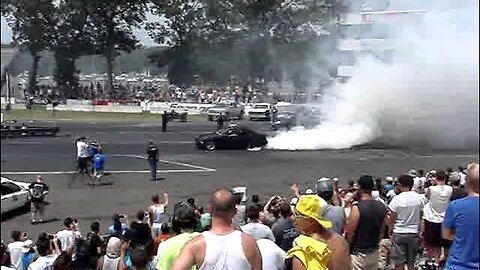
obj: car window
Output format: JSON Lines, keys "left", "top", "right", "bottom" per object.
{"left": 1, "top": 182, "right": 22, "bottom": 195}
{"left": 225, "top": 128, "right": 241, "bottom": 135}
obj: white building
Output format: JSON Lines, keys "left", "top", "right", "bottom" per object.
{"left": 336, "top": 8, "right": 426, "bottom": 78}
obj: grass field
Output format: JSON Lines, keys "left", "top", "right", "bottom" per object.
{"left": 2, "top": 108, "right": 206, "bottom": 123}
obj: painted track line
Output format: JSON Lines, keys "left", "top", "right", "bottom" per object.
{"left": 112, "top": 154, "right": 216, "bottom": 172}
{"left": 1, "top": 169, "right": 213, "bottom": 175}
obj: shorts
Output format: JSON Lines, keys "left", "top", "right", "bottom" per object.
{"left": 424, "top": 220, "right": 452, "bottom": 248}
{"left": 350, "top": 249, "right": 379, "bottom": 270}
{"left": 151, "top": 223, "right": 163, "bottom": 238}
{"left": 31, "top": 201, "right": 45, "bottom": 213}
{"left": 390, "top": 233, "right": 420, "bottom": 269}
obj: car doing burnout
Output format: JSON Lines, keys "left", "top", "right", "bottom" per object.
{"left": 195, "top": 125, "right": 268, "bottom": 150}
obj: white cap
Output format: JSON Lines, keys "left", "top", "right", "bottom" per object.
{"left": 318, "top": 177, "right": 330, "bottom": 182}
{"left": 305, "top": 188, "right": 314, "bottom": 194}
{"left": 386, "top": 176, "right": 394, "bottom": 182}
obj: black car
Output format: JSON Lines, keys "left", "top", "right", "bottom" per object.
{"left": 195, "top": 125, "right": 268, "bottom": 150}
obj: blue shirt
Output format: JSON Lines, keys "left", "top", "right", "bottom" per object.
{"left": 88, "top": 145, "right": 99, "bottom": 158}
{"left": 108, "top": 223, "right": 128, "bottom": 235}
{"left": 384, "top": 184, "right": 394, "bottom": 192}
{"left": 443, "top": 196, "right": 479, "bottom": 270}
{"left": 93, "top": 153, "right": 105, "bottom": 170}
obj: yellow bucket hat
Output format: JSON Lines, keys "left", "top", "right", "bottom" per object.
{"left": 294, "top": 195, "right": 332, "bottom": 229}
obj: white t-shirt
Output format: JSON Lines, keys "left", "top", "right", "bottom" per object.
{"left": 459, "top": 172, "right": 467, "bottom": 186}
{"left": 388, "top": 191, "right": 427, "bottom": 234}
{"left": 7, "top": 241, "right": 24, "bottom": 268}
{"left": 56, "top": 229, "right": 82, "bottom": 251}
{"left": 256, "top": 239, "right": 285, "bottom": 270}
{"left": 76, "top": 141, "right": 88, "bottom": 158}
{"left": 28, "top": 254, "right": 58, "bottom": 270}
{"left": 241, "top": 222, "right": 275, "bottom": 241}
{"left": 387, "top": 189, "right": 397, "bottom": 199}
{"left": 423, "top": 185, "right": 453, "bottom": 223}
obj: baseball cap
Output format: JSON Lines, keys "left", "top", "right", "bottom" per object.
{"left": 293, "top": 195, "right": 332, "bottom": 229}
{"left": 174, "top": 202, "right": 196, "bottom": 223}
{"left": 386, "top": 176, "right": 394, "bottom": 183}
{"left": 305, "top": 188, "right": 314, "bottom": 195}
{"left": 408, "top": 170, "right": 418, "bottom": 177}
{"left": 316, "top": 177, "right": 333, "bottom": 193}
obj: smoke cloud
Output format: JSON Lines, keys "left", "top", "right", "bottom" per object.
{"left": 267, "top": 1, "right": 479, "bottom": 150}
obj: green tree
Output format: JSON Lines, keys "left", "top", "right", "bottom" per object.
{"left": 83, "top": 0, "right": 148, "bottom": 94}
{"left": 2, "top": 0, "right": 56, "bottom": 95}
{"left": 51, "top": 0, "right": 96, "bottom": 98}
{"left": 147, "top": 0, "right": 344, "bottom": 86}
{"left": 147, "top": 0, "right": 208, "bottom": 86}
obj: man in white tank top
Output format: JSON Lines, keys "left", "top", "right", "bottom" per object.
{"left": 171, "top": 188, "right": 262, "bottom": 270}
{"left": 421, "top": 170, "right": 453, "bottom": 268}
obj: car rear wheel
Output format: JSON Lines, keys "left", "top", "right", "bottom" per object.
{"left": 205, "top": 141, "right": 216, "bottom": 151}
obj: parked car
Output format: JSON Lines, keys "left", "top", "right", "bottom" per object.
{"left": 165, "top": 110, "right": 188, "bottom": 122}
{"left": 1, "top": 177, "right": 31, "bottom": 214}
{"left": 195, "top": 125, "right": 268, "bottom": 150}
{"left": 248, "top": 103, "right": 273, "bottom": 121}
{"left": 271, "top": 104, "right": 321, "bottom": 130}
{"left": 207, "top": 102, "right": 244, "bottom": 121}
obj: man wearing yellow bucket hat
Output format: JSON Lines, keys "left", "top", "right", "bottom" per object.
{"left": 285, "top": 195, "right": 349, "bottom": 270}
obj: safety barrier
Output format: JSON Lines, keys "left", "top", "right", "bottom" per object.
{"left": 46, "top": 104, "right": 142, "bottom": 113}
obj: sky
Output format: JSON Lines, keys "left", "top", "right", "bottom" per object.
{"left": 1, "top": 15, "right": 158, "bottom": 47}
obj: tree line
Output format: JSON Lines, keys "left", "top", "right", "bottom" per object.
{"left": 1, "top": 0, "right": 347, "bottom": 97}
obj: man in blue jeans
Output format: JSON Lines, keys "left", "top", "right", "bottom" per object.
{"left": 442, "top": 163, "right": 479, "bottom": 270}
{"left": 146, "top": 141, "right": 159, "bottom": 181}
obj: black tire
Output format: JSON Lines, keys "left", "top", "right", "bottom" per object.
{"left": 205, "top": 141, "right": 216, "bottom": 151}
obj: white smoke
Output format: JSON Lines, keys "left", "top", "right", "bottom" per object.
{"left": 267, "top": 2, "right": 479, "bottom": 150}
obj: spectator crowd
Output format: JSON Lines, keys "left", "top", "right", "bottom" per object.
{"left": 1, "top": 162, "right": 478, "bottom": 270}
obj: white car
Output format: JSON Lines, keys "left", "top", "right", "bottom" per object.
{"left": 248, "top": 103, "right": 272, "bottom": 121}
{"left": 1, "top": 177, "right": 31, "bottom": 214}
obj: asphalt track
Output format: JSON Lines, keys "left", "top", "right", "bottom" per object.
{"left": 1, "top": 119, "right": 478, "bottom": 239}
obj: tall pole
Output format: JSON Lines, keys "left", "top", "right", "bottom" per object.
{"left": 6, "top": 71, "right": 11, "bottom": 111}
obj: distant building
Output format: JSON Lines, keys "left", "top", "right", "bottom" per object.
{"left": 335, "top": 8, "right": 426, "bottom": 79}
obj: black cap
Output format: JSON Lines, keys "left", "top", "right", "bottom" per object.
{"left": 316, "top": 178, "right": 333, "bottom": 193}
{"left": 174, "top": 202, "right": 196, "bottom": 223}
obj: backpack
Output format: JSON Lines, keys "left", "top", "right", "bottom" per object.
{"left": 31, "top": 184, "right": 44, "bottom": 201}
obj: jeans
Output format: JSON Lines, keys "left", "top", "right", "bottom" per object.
{"left": 149, "top": 158, "right": 157, "bottom": 180}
